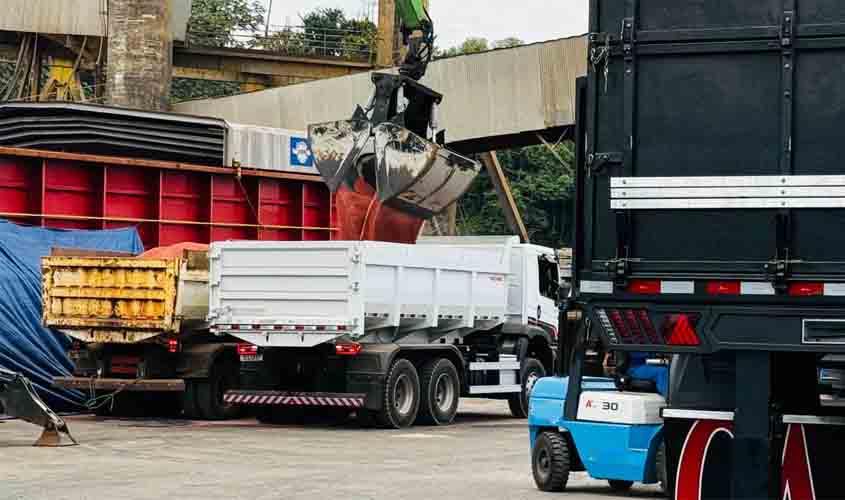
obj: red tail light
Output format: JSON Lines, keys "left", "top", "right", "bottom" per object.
{"left": 237, "top": 343, "right": 259, "bottom": 356}
{"left": 608, "top": 309, "right": 632, "bottom": 341}
{"left": 707, "top": 281, "right": 741, "bottom": 296}
{"left": 627, "top": 280, "right": 661, "bottom": 295}
{"left": 70, "top": 340, "right": 82, "bottom": 351}
{"left": 167, "top": 339, "right": 179, "bottom": 353}
{"left": 663, "top": 314, "right": 701, "bottom": 346}
{"left": 788, "top": 282, "right": 824, "bottom": 297}
{"left": 335, "top": 342, "right": 362, "bottom": 356}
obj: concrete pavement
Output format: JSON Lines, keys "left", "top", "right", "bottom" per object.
{"left": 0, "top": 399, "right": 662, "bottom": 500}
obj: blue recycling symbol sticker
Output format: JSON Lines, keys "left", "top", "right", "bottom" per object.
{"left": 290, "top": 137, "right": 314, "bottom": 167}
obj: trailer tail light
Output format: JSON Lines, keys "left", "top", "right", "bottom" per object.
{"left": 335, "top": 342, "right": 362, "bottom": 356}
{"left": 597, "top": 308, "right": 701, "bottom": 347}
{"left": 707, "top": 281, "right": 741, "bottom": 296}
{"left": 167, "top": 339, "right": 179, "bottom": 353}
{"left": 237, "top": 343, "right": 259, "bottom": 356}
{"left": 788, "top": 282, "right": 824, "bottom": 297}
{"left": 662, "top": 314, "right": 701, "bottom": 346}
{"left": 627, "top": 280, "right": 661, "bottom": 295}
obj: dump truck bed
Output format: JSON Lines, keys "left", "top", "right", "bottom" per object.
{"left": 208, "top": 240, "right": 512, "bottom": 347}
{"left": 42, "top": 253, "right": 209, "bottom": 343}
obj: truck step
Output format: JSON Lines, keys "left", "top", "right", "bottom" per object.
{"left": 224, "top": 390, "right": 365, "bottom": 408}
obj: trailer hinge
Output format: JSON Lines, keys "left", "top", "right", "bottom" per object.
{"left": 606, "top": 258, "right": 630, "bottom": 287}
{"left": 621, "top": 17, "right": 635, "bottom": 58}
{"left": 781, "top": 11, "right": 794, "bottom": 48}
{"left": 588, "top": 151, "right": 623, "bottom": 177}
{"left": 765, "top": 258, "right": 789, "bottom": 293}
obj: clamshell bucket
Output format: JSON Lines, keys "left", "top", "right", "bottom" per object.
{"left": 309, "top": 120, "right": 480, "bottom": 219}
{"left": 372, "top": 123, "right": 480, "bottom": 219}
{"left": 308, "top": 119, "right": 373, "bottom": 192}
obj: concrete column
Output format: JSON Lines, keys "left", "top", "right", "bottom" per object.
{"left": 106, "top": 0, "right": 173, "bottom": 111}
{"left": 376, "top": 0, "right": 397, "bottom": 68}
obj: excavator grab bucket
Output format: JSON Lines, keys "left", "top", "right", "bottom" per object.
{"left": 308, "top": 119, "right": 373, "bottom": 192}
{"left": 373, "top": 123, "right": 480, "bottom": 219}
{"left": 310, "top": 120, "right": 480, "bottom": 220}
{"left": 0, "top": 368, "right": 78, "bottom": 447}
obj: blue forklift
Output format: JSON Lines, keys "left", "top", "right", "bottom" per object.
{"left": 528, "top": 304, "right": 669, "bottom": 495}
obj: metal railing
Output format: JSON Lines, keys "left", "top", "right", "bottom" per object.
{"left": 186, "top": 25, "right": 377, "bottom": 62}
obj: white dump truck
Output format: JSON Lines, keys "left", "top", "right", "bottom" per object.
{"left": 208, "top": 236, "right": 560, "bottom": 428}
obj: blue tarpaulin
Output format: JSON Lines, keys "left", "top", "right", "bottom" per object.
{"left": 0, "top": 220, "right": 143, "bottom": 411}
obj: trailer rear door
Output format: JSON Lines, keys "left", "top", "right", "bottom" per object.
{"left": 583, "top": 1, "right": 845, "bottom": 281}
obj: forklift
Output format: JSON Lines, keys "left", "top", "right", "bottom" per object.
{"left": 527, "top": 291, "right": 669, "bottom": 495}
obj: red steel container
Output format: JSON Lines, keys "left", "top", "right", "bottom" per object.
{"left": 0, "top": 147, "right": 336, "bottom": 248}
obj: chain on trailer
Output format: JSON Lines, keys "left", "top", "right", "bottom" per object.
{"left": 0, "top": 367, "right": 77, "bottom": 447}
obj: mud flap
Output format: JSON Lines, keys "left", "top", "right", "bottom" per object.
{"left": 0, "top": 368, "right": 78, "bottom": 447}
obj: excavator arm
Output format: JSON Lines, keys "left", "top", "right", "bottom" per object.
{"left": 308, "top": 1, "right": 480, "bottom": 242}
{"left": 395, "top": 0, "right": 435, "bottom": 80}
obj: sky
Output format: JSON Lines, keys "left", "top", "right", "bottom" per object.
{"left": 267, "top": 1, "right": 589, "bottom": 49}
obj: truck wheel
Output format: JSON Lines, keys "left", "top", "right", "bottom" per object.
{"left": 417, "top": 358, "right": 460, "bottom": 426}
{"left": 182, "top": 381, "right": 201, "bottom": 419}
{"left": 608, "top": 480, "right": 634, "bottom": 492}
{"left": 195, "top": 360, "right": 241, "bottom": 420}
{"left": 376, "top": 358, "right": 420, "bottom": 429}
{"left": 532, "top": 431, "right": 570, "bottom": 491}
{"left": 509, "top": 357, "right": 545, "bottom": 418}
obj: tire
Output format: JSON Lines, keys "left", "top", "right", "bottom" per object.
{"left": 509, "top": 357, "right": 546, "bottom": 418}
{"left": 532, "top": 431, "right": 570, "bottom": 492}
{"left": 657, "top": 440, "right": 672, "bottom": 498}
{"left": 608, "top": 480, "right": 634, "bottom": 492}
{"left": 195, "top": 359, "right": 241, "bottom": 420}
{"left": 182, "top": 380, "right": 201, "bottom": 419}
{"left": 416, "top": 358, "right": 460, "bottom": 426}
{"left": 376, "top": 358, "right": 420, "bottom": 429}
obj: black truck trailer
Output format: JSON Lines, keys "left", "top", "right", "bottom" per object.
{"left": 572, "top": 1, "right": 845, "bottom": 498}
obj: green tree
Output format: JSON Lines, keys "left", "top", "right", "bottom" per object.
{"left": 438, "top": 37, "right": 489, "bottom": 58}
{"left": 187, "top": 0, "right": 266, "bottom": 48}
{"left": 459, "top": 142, "right": 575, "bottom": 248}
{"left": 437, "top": 36, "right": 576, "bottom": 248}
{"left": 492, "top": 37, "right": 525, "bottom": 49}
{"left": 174, "top": 0, "right": 267, "bottom": 103}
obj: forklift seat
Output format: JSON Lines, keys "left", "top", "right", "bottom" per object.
{"left": 614, "top": 374, "right": 659, "bottom": 394}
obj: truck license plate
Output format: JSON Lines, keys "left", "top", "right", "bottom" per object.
{"left": 240, "top": 354, "right": 263, "bottom": 362}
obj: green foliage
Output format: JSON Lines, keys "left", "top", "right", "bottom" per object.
{"left": 437, "top": 37, "right": 489, "bottom": 58}
{"left": 435, "top": 37, "right": 574, "bottom": 248}
{"left": 492, "top": 37, "right": 525, "bottom": 49}
{"left": 171, "top": 79, "right": 241, "bottom": 103}
{"left": 459, "top": 142, "right": 576, "bottom": 248}
{"left": 187, "top": 0, "right": 266, "bottom": 47}
{"left": 437, "top": 37, "right": 525, "bottom": 58}
{"left": 255, "top": 8, "right": 376, "bottom": 60}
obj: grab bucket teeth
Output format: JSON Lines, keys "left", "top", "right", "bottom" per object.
{"left": 308, "top": 120, "right": 373, "bottom": 191}
{"left": 373, "top": 123, "right": 480, "bottom": 219}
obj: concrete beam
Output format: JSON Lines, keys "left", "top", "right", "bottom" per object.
{"left": 173, "top": 36, "right": 588, "bottom": 151}
{"left": 172, "top": 46, "right": 371, "bottom": 83}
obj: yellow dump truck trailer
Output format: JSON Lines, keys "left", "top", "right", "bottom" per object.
{"left": 42, "top": 250, "right": 240, "bottom": 419}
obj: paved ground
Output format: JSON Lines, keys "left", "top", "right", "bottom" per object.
{"left": 0, "top": 399, "right": 662, "bottom": 500}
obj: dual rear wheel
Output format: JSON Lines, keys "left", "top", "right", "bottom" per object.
{"left": 367, "top": 357, "right": 461, "bottom": 429}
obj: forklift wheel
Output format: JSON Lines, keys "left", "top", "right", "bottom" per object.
{"left": 608, "top": 480, "right": 634, "bottom": 492}
{"left": 532, "top": 431, "right": 570, "bottom": 492}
